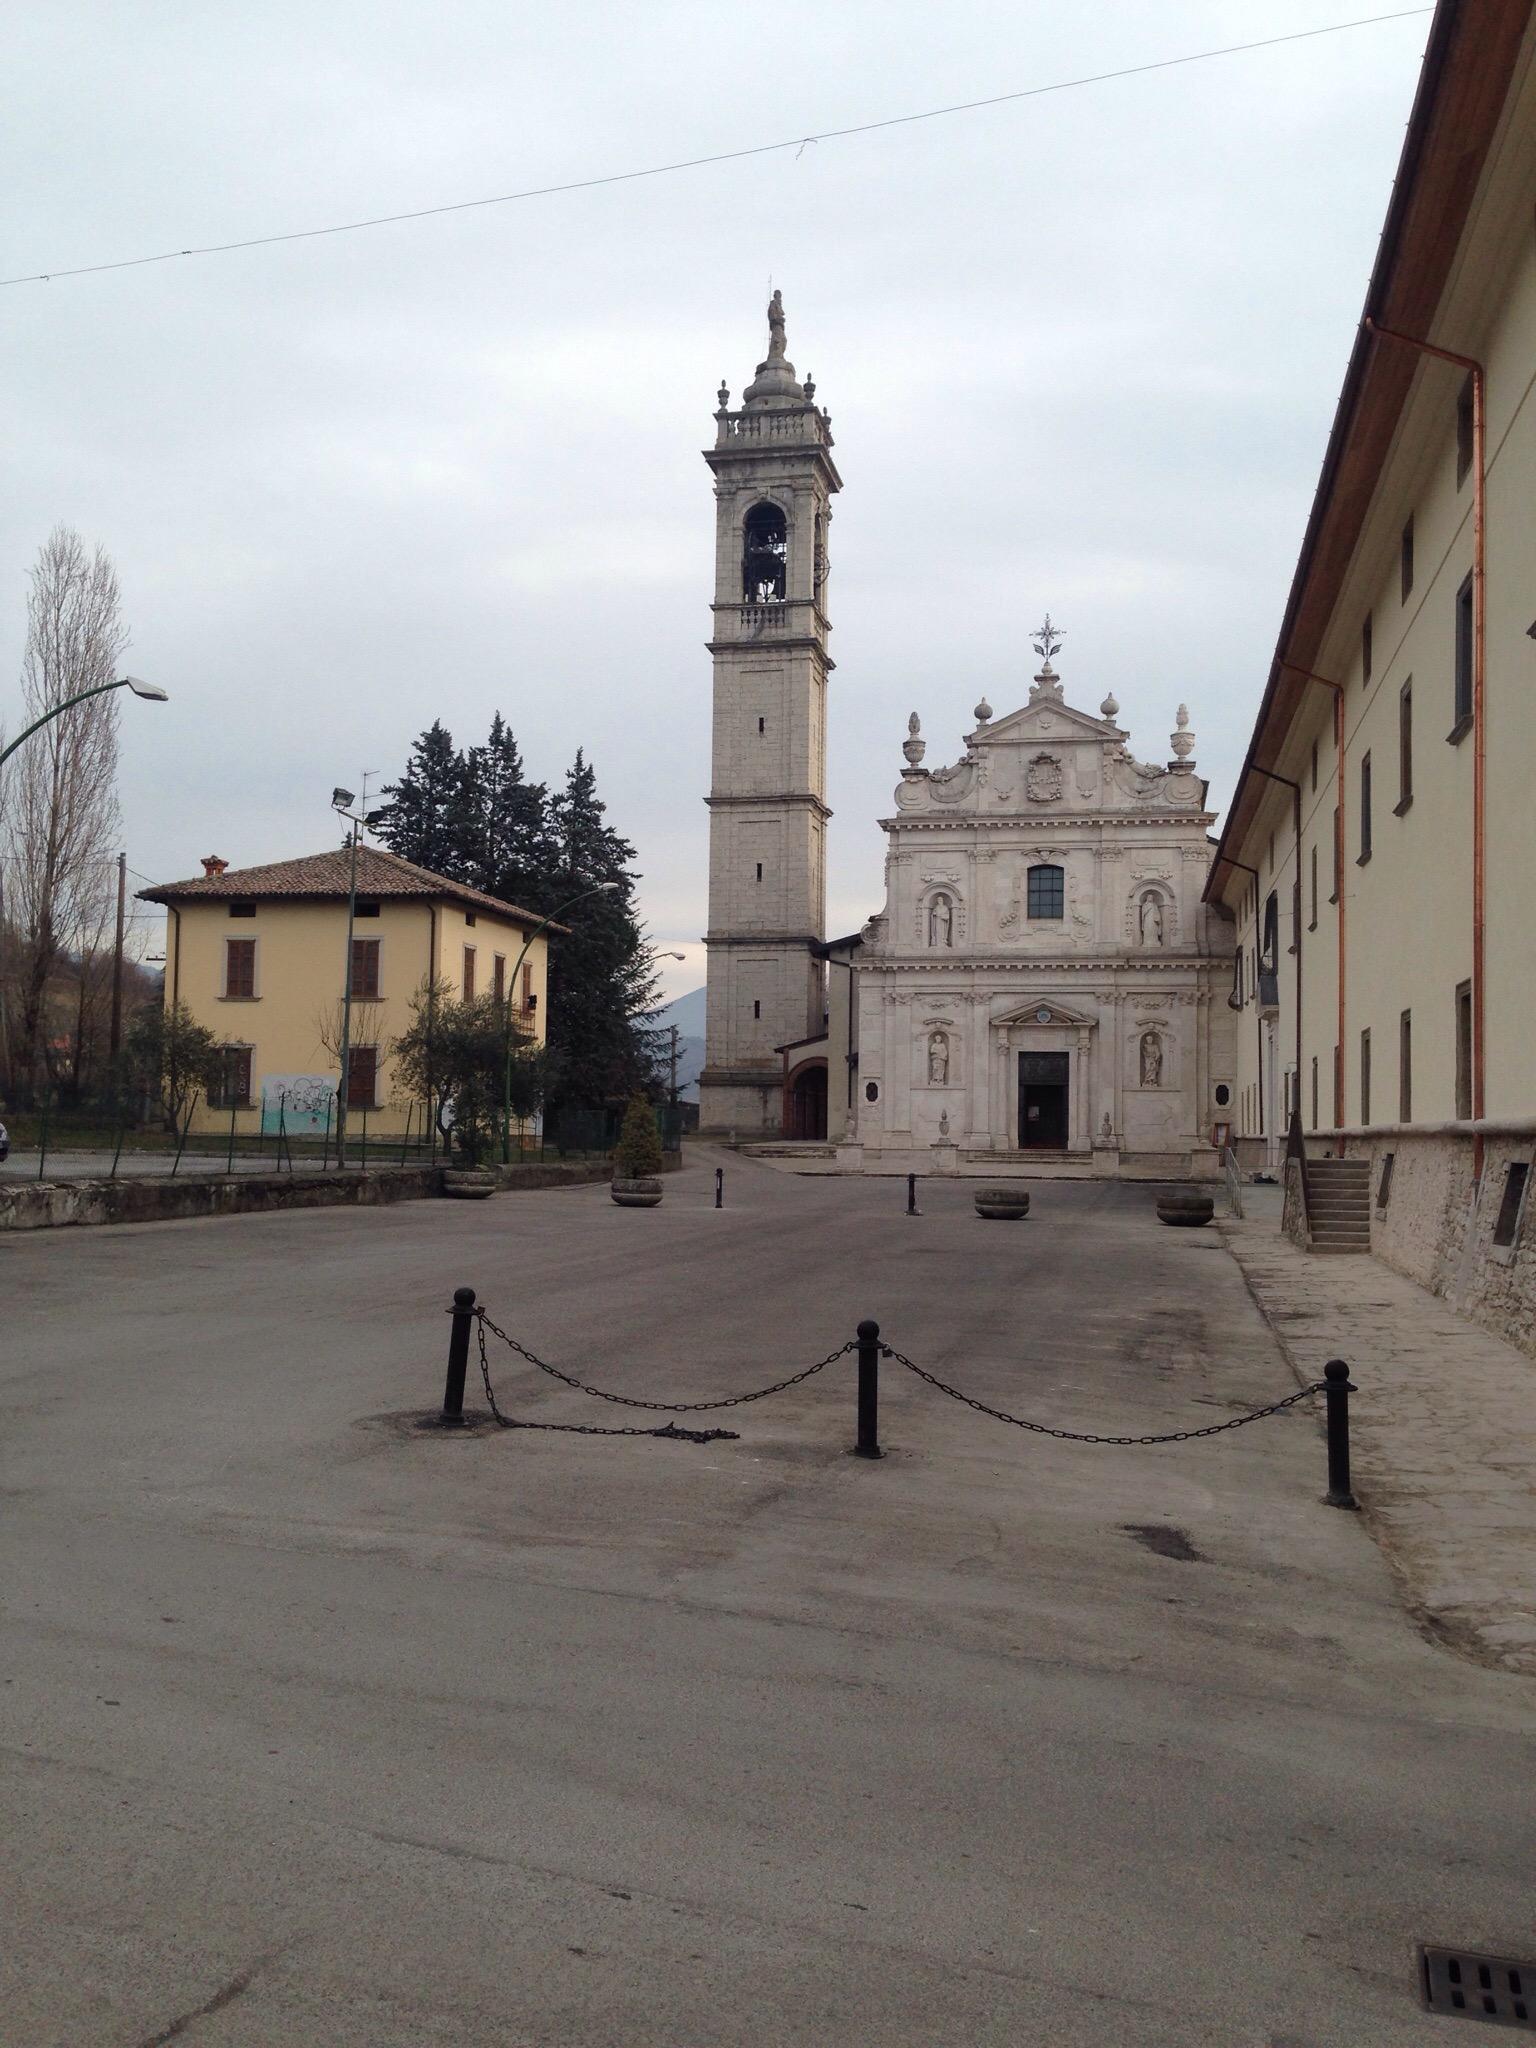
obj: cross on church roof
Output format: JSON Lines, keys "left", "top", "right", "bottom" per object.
{"left": 1031, "top": 615, "right": 1063, "bottom": 663}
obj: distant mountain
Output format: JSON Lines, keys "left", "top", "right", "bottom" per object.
{"left": 649, "top": 986, "right": 706, "bottom": 1101}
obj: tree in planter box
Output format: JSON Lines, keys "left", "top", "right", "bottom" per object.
{"left": 612, "top": 1093, "right": 663, "bottom": 1180}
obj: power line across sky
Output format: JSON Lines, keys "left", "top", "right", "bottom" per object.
{"left": 4, "top": 9, "right": 1431, "bottom": 290}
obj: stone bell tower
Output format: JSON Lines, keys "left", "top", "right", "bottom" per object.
{"left": 699, "top": 292, "right": 842, "bottom": 1137}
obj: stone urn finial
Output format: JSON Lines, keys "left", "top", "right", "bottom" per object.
{"left": 1170, "top": 702, "right": 1196, "bottom": 766}
{"left": 903, "top": 713, "right": 927, "bottom": 771}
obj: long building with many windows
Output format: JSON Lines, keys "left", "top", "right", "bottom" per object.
{"left": 1206, "top": 0, "right": 1536, "bottom": 1346}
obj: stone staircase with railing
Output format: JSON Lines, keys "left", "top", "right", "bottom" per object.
{"left": 1303, "top": 1156, "right": 1372, "bottom": 1253}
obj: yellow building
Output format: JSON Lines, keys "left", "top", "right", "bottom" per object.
{"left": 140, "top": 846, "right": 553, "bottom": 1142}
{"left": 1207, "top": 0, "right": 1536, "bottom": 1345}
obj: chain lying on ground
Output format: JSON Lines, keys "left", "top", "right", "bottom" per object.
{"left": 877, "top": 1343, "right": 1326, "bottom": 1445}
{"left": 473, "top": 1310, "right": 856, "bottom": 1444}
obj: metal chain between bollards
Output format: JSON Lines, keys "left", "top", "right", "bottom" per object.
{"left": 474, "top": 1307, "right": 857, "bottom": 1415}
{"left": 877, "top": 1343, "right": 1329, "bottom": 1445}
{"left": 473, "top": 1319, "right": 739, "bottom": 1443}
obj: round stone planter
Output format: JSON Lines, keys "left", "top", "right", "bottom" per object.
{"left": 611, "top": 1176, "right": 663, "bottom": 1209}
{"left": 442, "top": 1168, "right": 497, "bottom": 1200}
{"left": 974, "top": 1186, "right": 1030, "bottom": 1220}
{"left": 1155, "top": 1190, "right": 1214, "bottom": 1228}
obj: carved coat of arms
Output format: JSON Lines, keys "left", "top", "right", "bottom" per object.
{"left": 1026, "top": 752, "right": 1063, "bottom": 804}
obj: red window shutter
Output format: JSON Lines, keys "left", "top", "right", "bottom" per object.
{"left": 226, "top": 939, "right": 255, "bottom": 998}
{"left": 463, "top": 947, "right": 475, "bottom": 1000}
{"left": 493, "top": 955, "right": 505, "bottom": 1002}
{"left": 346, "top": 1046, "right": 377, "bottom": 1108}
{"left": 350, "top": 938, "right": 380, "bottom": 999}
{"left": 522, "top": 962, "right": 533, "bottom": 1011}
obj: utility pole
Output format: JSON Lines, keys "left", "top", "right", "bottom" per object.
{"left": 109, "top": 851, "right": 127, "bottom": 1059}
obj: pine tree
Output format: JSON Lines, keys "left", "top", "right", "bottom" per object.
{"left": 378, "top": 723, "right": 467, "bottom": 879}
{"left": 458, "top": 713, "right": 556, "bottom": 911}
{"left": 544, "top": 750, "right": 661, "bottom": 1116}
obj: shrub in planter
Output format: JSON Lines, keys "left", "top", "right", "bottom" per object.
{"left": 611, "top": 1094, "right": 664, "bottom": 1207}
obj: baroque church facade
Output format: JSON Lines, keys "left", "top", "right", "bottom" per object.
{"left": 699, "top": 299, "right": 1235, "bottom": 1175}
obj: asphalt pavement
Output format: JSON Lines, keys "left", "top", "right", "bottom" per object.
{"left": 2, "top": 1149, "right": 1531, "bottom": 2045}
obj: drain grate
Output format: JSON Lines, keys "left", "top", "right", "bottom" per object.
{"left": 1421, "top": 1946, "right": 1535, "bottom": 2027}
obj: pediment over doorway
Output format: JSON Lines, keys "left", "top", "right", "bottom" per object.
{"left": 990, "top": 997, "right": 1097, "bottom": 1031}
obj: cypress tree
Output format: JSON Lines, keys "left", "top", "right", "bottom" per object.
{"left": 378, "top": 723, "right": 468, "bottom": 879}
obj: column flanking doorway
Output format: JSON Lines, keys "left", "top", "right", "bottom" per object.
{"left": 1018, "top": 1051, "right": 1070, "bottom": 1149}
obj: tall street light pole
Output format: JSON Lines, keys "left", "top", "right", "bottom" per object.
{"left": 330, "top": 782, "right": 384, "bottom": 1170}
{"left": 0, "top": 674, "right": 168, "bottom": 775}
{"left": 501, "top": 881, "right": 620, "bottom": 1163}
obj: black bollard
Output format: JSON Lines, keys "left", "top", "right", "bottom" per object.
{"left": 715, "top": 1166, "right": 724, "bottom": 1210}
{"left": 906, "top": 1172, "right": 920, "bottom": 1217}
{"left": 441, "top": 1286, "right": 476, "bottom": 1425}
{"left": 1323, "top": 1358, "right": 1357, "bottom": 1508}
{"left": 854, "top": 1319, "right": 882, "bottom": 1458}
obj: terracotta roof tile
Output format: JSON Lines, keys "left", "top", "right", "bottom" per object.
{"left": 138, "top": 846, "right": 566, "bottom": 931}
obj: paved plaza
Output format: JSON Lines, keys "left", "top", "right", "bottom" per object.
{"left": 3, "top": 1152, "right": 1532, "bottom": 2045}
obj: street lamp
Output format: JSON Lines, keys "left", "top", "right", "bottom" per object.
{"left": 0, "top": 674, "right": 168, "bottom": 773}
{"left": 501, "top": 880, "right": 620, "bottom": 1163}
{"left": 330, "top": 782, "right": 386, "bottom": 1169}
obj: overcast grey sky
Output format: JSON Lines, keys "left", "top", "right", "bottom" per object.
{"left": 5, "top": 3, "right": 1431, "bottom": 999}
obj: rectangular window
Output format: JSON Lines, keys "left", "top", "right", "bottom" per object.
{"left": 212, "top": 1045, "right": 252, "bottom": 1108}
{"left": 1262, "top": 891, "right": 1278, "bottom": 969}
{"left": 1452, "top": 572, "right": 1473, "bottom": 734}
{"left": 1357, "top": 752, "right": 1372, "bottom": 863}
{"left": 462, "top": 946, "right": 475, "bottom": 1001}
{"left": 753, "top": 1000, "right": 761, "bottom": 1019}
{"left": 224, "top": 938, "right": 256, "bottom": 999}
{"left": 1232, "top": 946, "right": 1244, "bottom": 1010}
{"left": 1455, "top": 980, "right": 1472, "bottom": 1119}
{"left": 1400, "top": 516, "right": 1414, "bottom": 602}
{"left": 1310, "top": 739, "right": 1319, "bottom": 792}
{"left": 1378, "top": 1153, "right": 1395, "bottom": 1210}
{"left": 493, "top": 954, "right": 505, "bottom": 1002}
{"left": 1309, "top": 844, "right": 1318, "bottom": 930}
{"left": 757, "top": 716, "right": 765, "bottom": 734}
{"left": 756, "top": 863, "right": 763, "bottom": 880}
{"left": 1493, "top": 1162, "right": 1530, "bottom": 1248}
{"left": 1330, "top": 810, "right": 1340, "bottom": 903}
{"left": 521, "top": 962, "right": 533, "bottom": 1012}
{"left": 354, "top": 900, "right": 380, "bottom": 919}
{"left": 1361, "top": 612, "right": 1373, "bottom": 681}
{"left": 1396, "top": 681, "right": 1412, "bottom": 812}
{"left": 1311, "top": 1055, "right": 1319, "bottom": 1131}
{"left": 350, "top": 937, "right": 380, "bottom": 1000}
{"left": 345, "top": 1045, "right": 377, "bottom": 1110}
{"left": 1360, "top": 1028, "right": 1371, "bottom": 1126}
{"left": 1456, "top": 373, "right": 1474, "bottom": 487}
{"left": 1400, "top": 1009, "right": 1412, "bottom": 1122}
{"left": 464, "top": 912, "right": 476, "bottom": 928}
{"left": 229, "top": 901, "right": 256, "bottom": 919}
{"left": 1027, "top": 864, "right": 1065, "bottom": 919}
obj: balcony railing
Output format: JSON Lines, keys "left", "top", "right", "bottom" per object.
{"left": 715, "top": 406, "right": 831, "bottom": 448}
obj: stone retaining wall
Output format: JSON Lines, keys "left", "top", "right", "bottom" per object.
{"left": 1301, "top": 1122, "right": 1536, "bottom": 1360}
{"left": 0, "top": 1157, "right": 638, "bottom": 1232}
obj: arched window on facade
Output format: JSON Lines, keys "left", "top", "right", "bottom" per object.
{"left": 742, "top": 502, "right": 788, "bottom": 602}
{"left": 1027, "top": 864, "right": 1065, "bottom": 920}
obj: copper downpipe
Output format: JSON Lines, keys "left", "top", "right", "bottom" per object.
{"left": 1364, "top": 317, "right": 1486, "bottom": 1174}
{"left": 1277, "top": 664, "right": 1345, "bottom": 1128}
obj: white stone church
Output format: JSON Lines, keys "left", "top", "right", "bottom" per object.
{"left": 699, "top": 297, "right": 1235, "bottom": 1177}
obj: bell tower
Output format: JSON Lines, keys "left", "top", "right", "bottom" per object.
{"left": 699, "top": 293, "right": 842, "bottom": 1137}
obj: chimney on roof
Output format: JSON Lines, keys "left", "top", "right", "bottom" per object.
{"left": 201, "top": 855, "right": 228, "bottom": 877}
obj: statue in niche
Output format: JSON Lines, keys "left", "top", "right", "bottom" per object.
{"left": 1139, "top": 892, "right": 1165, "bottom": 947}
{"left": 928, "top": 1031, "right": 950, "bottom": 1085}
{"left": 928, "top": 893, "right": 954, "bottom": 948}
{"left": 1140, "top": 1031, "right": 1163, "bottom": 1088}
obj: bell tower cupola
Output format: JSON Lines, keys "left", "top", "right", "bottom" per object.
{"left": 698, "top": 292, "right": 843, "bottom": 1137}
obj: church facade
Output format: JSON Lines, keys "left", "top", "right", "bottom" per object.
{"left": 827, "top": 641, "right": 1237, "bottom": 1177}
{"left": 699, "top": 297, "right": 1235, "bottom": 1173}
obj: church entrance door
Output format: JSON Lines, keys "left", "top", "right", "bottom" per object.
{"left": 1018, "top": 1052, "right": 1069, "bottom": 1150}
